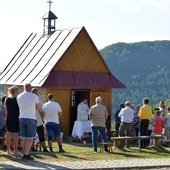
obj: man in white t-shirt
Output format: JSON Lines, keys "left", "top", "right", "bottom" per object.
{"left": 17, "top": 83, "right": 40, "bottom": 160}
{"left": 42, "top": 93, "right": 65, "bottom": 153}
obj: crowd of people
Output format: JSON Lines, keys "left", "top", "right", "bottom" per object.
{"left": 114, "top": 99, "right": 170, "bottom": 148}
{"left": 0, "top": 83, "right": 65, "bottom": 160}
{"left": 1, "top": 84, "right": 170, "bottom": 155}
{"left": 0, "top": 83, "right": 109, "bottom": 155}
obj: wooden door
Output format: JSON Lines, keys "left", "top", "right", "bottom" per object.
{"left": 89, "top": 90, "right": 111, "bottom": 135}
{"left": 90, "top": 91, "right": 109, "bottom": 108}
{"left": 69, "top": 90, "right": 90, "bottom": 134}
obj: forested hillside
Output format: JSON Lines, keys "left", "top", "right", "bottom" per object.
{"left": 100, "top": 41, "right": 170, "bottom": 113}
{"left": 1, "top": 41, "right": 170, "bottom": 114}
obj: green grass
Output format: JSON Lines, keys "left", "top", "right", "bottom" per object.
{"left": 0, "top": 141, "right": 170, "bottom": 162}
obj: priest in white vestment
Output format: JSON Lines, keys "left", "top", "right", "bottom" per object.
{"left": 77, "top": 99, "right": 89, "bottom": 121}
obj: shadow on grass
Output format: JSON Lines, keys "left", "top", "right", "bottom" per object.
{"left": 110, "top": 145, "right": 170, "bottom": 158}
{"left": 64, "top": 141, "right": 170, "bottom": 156}
{"left": 0, "top": 145, "right": 88, "bottom": 162}
{"left": 0, "top": 154, "right": 22, "bottom": 161}
{"left": 31, "top": 149, "right": 88, "bottom": 161}
{"left": 110, "top": 151, "right": 142, "bottom": 158}
{"left": 63, "top": 142, "right": 93, "bottom": 150}
{"left": 32, "top": 152, "right": 58, "bottom": 159}
{"left": 0, "top": 150, "right": 58, "bottom": 160}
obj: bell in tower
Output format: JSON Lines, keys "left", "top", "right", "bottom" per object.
{"left": 42, "top": 0, "right": 58, "bottom": 35}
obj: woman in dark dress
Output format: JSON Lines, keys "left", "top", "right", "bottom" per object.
{"left": 5, "top": 86, "right": 20, "bottom": 155}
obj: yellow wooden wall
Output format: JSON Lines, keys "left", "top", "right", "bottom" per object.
{"left": 46, "top": 88, "right": 71, "bottom": 135}
{"left": 53, "top": 29, "right": 109, "bottom": 73}
{"left": 3, "top": 85, "right": 71, "bottom": 134}
{"left": 3, "top": 85, "right": 47, "bottom": 103}
{"left": 51, "top": 28, "right": 113, "bottom": 134}
{"left": 45, "top": 88, "right": 112, "bottom": 135}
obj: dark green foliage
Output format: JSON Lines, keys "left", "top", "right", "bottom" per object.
{"left": 100, "top": 41, "right": 170, "bottom": 115}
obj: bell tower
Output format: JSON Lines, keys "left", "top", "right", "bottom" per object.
{"left": 42, "top": 0, "right": 58, "bottom": 35}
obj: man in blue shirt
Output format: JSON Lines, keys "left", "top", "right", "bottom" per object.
{"left": 114, "top": 104, "right": 125, "bottom": 136}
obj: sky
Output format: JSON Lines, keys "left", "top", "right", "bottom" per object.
{"left": 0, "top": 0, "right": 170, "bottom": 71}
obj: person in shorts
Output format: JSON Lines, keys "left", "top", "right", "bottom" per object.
{"left": 42, "top": 93, "right": 65, "bottom": 153}
{"left": 17, "top": 83, "right": 40, "bottom": 160}
{"left": 31, "top": 88, "right": 49, "bottom": 152}
{"left": 5, "top": 86, "right": 20, "bottom": 155}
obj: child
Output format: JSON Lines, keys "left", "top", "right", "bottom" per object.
{"left": 150, "top": 109, "right": 163, "bottom": 146}
{"left": 164, "top": 106, "right": 170, "bottom": 141}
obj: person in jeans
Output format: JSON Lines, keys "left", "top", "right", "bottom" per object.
{"left": 17, "top": 83, "right": 40, "bottom": 160}
{"left": 138, "top": 98, "right": 152, "bottom": 149}
{"left": 42, "top": 93, "right": 65, "bottom": 153}
{"left": 89, "top": 96, "right": 108, "bottom": 152}
{"left": 132, "top": 105, "right": 140, "bottom": 142}
{"left": 114, "top": 104, "right": 125, "bottom": 137}
{"left": 118, "top": 101, "right": 134, "bottom": 148}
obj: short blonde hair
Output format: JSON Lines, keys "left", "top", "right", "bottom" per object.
{"left": 8, "top": 86, "right": 18, "bottom": 95}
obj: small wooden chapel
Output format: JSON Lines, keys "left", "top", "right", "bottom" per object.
{"left": 0, "top": 1, "right": 125, "bottom": 135}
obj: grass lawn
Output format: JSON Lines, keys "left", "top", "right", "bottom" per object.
{"left": 0, "top": 141, "right": 170, "bottom": 162}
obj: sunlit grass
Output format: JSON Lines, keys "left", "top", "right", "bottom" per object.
{"left": 0, "top": 141, "right": 170, "bottom": 162}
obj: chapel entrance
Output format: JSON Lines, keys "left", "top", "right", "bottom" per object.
{"left": 69, "top": 90, "right": 90, "bottom": 134}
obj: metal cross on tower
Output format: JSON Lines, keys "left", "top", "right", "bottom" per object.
{"left": 47, "top": 0, "right": 53, "bottom": 11}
